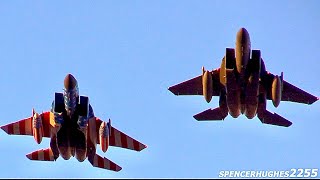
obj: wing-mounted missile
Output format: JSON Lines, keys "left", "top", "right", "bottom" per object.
{"left": 220, "top": 57, "right": 227, "bottom": 86}
{"left": 107, "top": 119, "right": 111, "bottom": 136}
{"left": 271, "top": 72, "right": 283, "bottom": 107}
{"left": 260, "top": 58, "right": 267, "bottom": 77}
{"left": 99, "top": 119, "right": 111, "bottom": 153}
{"left": 280, "top": 72, "right": 284, "bottom": 90}
{"left": 202, "top": 66, "right": 213, "bottom": 103}
{"left": 32, "top": 109, "right": 44, "bottom": 144}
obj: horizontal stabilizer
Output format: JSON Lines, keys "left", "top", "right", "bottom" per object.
{"left": 26, "top": 148, "right": 55, "bottom": 161}
{"left": 88, "top": 154, "right": 122, "bottom": 172}
{"left": 258, "top": 110, "right": 292, "bottom": 127}
{"left": 193, "top": 107, "right": 227, "bottom": 121}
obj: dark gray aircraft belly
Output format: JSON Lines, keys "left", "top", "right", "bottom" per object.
{"left": 56, "top": 116, "right": 87, "bottom": 161}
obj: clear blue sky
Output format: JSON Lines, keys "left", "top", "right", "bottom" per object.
{"left": 0, "top": 0, "right": 319, "bottom": 178}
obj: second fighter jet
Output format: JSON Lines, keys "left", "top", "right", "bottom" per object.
{"left": 169, "top": 28, "right": 318, "bottom": 127}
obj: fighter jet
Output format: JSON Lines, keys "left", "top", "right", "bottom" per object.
{"left": 1, "top": 74, "right": 147, "bottom": 171}
{"left": 168, "top": 28, "right": 318, "bottom": 127}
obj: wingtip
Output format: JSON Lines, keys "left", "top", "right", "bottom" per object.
{"left": 0, "top": 125, "right": 9, "bottom": 134}
{"left": 168, "top": 86, "right": 178, "bottom": 95}
{"left": 26, "top": 153, "right": 32, "bottom": 160}
{"left": 103, "top": 157, "right": 122, "bottom": 172}
{"left": 142, "top": 144, "right": 148, "bottom": 149}
{"left": 308, "top": 96, "right": 319, "bottom": 105}
{"left": 115, "top": 166, "right": 122, "bottom": 172}
{"left": 168, "top": 86, "right": 174, "bottom": 93}
{"left": 286, "top": 121, "right": 293, "bottom": 127}
{"left": 193, "top": 113, "right": 203, "bottom": 121}
{"left": 138, "top": 144, "right": 148, "bottom": 151}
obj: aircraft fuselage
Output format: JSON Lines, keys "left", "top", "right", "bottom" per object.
{"left": 223, "top": 28, "right": 260, "bottom": 119}
{"left": 50, "top": 74, "right": 95, "bottom": 162}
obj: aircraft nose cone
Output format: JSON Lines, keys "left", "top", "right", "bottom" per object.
{"left": 237, "top": 27, "right": 249, "bottom": 43}
{"left": 238, "top": 27, "right": 248, "bottom": 35}
{"left": 64, "top": 74, "right": 77, "bottom": 90}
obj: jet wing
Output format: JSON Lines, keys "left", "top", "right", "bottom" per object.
{"left": 168, "top": 68, "right": 221, "bottom": 96}
{"left": 281, "top": 80, "right": 318, "bottom": 104}
{"left": 95, "top": 118, "right": 147, "bottom": 151}
{"left": 0, "top": 111, "right": 52, "bottom": 138}
{"left": 261, "top": 73, "right": 318, "bottom": 105}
